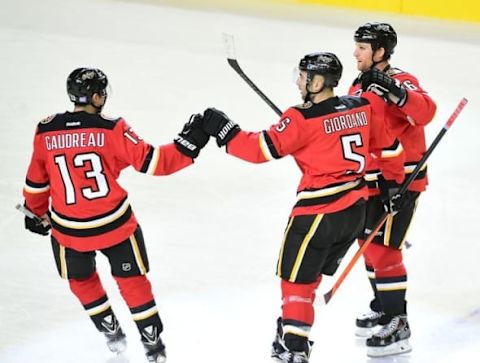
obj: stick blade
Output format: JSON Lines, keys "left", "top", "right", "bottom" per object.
{"left": 322, "top": 289, "right": 333, "bottom": 305}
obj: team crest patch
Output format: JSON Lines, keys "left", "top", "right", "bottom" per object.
{"left": 386, "top": 67, "right": 403, "bottom": 76}
{"left": 40, "top": 114, "right": 56, "bottom": 124}
{"left": 296, "top": 101, "right": 313, "bottom": 109}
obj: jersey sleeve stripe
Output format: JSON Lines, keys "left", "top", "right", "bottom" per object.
{"left": 380, "top": 139, "right": 404, "bottom": 158}
{"left": 260, "top": 131, "right": 281, "bottom": 160}
{"left": 146, "top": 146, "right": 160, "bottom": 175}
{"left": 24, "top": 179, "right": 50, "bottom": 194}
{"left": 140, "top": 146, "right": 154, "bottom": 173}
{"left": 24, "top": 184, "right": 50, "bottom": 194}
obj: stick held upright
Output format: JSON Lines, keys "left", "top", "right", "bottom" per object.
{"left": 222, "top": 33, "right": 283, "bottom": 117}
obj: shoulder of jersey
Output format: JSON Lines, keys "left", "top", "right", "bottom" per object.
{"left": 100, "top": 113, "right": 122, "bottom": 123}
{"left": 36, "top": 112, "right": 123, "bottom": 134}
{"left": 338, "top": 95, "right": 369, "bottom": 107}
{"left": 386, "top": 67, "right": 405, "bottom": 77}
{"left": 39, "top": 113, "right": 58, "bottom": 125}
{"left": 293, "top": 101, "right": 313, "bottom": 110}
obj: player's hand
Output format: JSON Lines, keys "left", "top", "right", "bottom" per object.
{"left": 202, "top": 108, "right": 240, "bottom": 147}
{"left": 377, "top": 176, "right": 405, "bottom": 214}
{"left": 174, "top": 114, "right": 210, "bottom": 158}
{"left": 25, "top": 212, "right": 51, "bottom": 236}
{"left": 360, "top": 68, "right": 407, "bottom": 107}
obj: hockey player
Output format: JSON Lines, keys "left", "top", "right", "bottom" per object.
{"left": 349, "top": 22, "right": 437, "bottom": 357}
{"left": 22, "top": 67, "right": 209, "bottom": 362}
{"left": 201, "top": 52, "right": 404, "bottom": 363}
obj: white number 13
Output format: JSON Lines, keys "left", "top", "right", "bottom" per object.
{"left": 54, "top": 153, "right": 109, "bottom": 205}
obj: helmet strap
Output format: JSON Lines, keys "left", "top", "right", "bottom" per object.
{"left": 304, "top": 81, "right": 323, "bottom": 102}
{"left": 90, "top": 93, "right": 106, "bottom": 113}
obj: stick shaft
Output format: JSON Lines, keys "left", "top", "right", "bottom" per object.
{"left": 321, "top": 97, "right": 468, "bottom": 305}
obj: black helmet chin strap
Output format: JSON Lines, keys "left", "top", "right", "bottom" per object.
{"left": 90, "top": 93, "right": 107, "bottom": 113}
{"left": 370, "top": 45, "right": 381, "bottom": 69}
{"left": 304, "top": 76, "right": 324, "bottom": 102}
{"left": 92, "top": 104, "right": 103, "bottom": 113}
{"left": 369, "top": 44, "right": 390, "bottom": 69}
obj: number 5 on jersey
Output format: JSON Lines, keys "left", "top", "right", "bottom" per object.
{"left": 341, "top": 134, "right": 365, "bottom": 173}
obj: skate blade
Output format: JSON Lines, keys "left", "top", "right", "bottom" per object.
{"left": 107, "top": 339, "right": 127, "bottom": 354}
{"left": 355, "top": 326, "right": 374, "bottom": 338}
{"left": 367, "top": 339, "right": 412, "bottom": 357}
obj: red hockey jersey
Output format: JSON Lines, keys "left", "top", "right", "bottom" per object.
{"left": 226, "top": 95, "right": 405, "bottom": 216}
{"left": 349, "top": 66, "right": 437, "bottom": 192}
{"left": 23, "top": 111, "right": 192, "bottom": 251}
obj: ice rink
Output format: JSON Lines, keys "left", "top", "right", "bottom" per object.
{"left": 1, "top": 0, "right": 479, "bottom": 362}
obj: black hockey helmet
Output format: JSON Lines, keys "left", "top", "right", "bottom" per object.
{"left": 298, "top": 52, "right": 343, "bottom": 88}
{"left": 354, "top": 22, "right": 397, "bottom": 60}
{"left": 67, "top": 67, "right": 108, "bottom": 104}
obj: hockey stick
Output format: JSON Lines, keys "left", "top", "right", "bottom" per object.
{"left": 320, "top": 97, "right": 469, "bottom": 305}
{"left": 15, "top": 203, "right": 50, "bottom": 227}
{"left": 220, "top": 37, "right": 467, "bottom": 301}
{"left": 222, "top": 33, "right": 283, "bottom": 117}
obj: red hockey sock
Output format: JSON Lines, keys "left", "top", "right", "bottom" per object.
{"left": 68, "top": 272, "right": 106, "bottom": 305}
{"left": 364, "top": 243, "right": 406, "bottom": 278}
{"left": 114, "top": 275, "right": 154, "bottom": 308}
{"left": 281, "top": 277, "right": 321, "bottom": 326}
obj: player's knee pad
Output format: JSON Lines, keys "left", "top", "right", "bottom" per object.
{"left": 69, "top": 272, "right": 106, "bottom": 305}
{"left": 364, "top": 243, "right": 405, "bottom": 277}
{"left": 114, "top": 275, "right": 154, "bottom": 308}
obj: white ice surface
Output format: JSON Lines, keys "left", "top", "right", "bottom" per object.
{"left": 1, "top": 0, "right": 479, "bottom": 362}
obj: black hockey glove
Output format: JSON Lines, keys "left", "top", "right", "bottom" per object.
{"left": 24, "top": 213, "right": 51, "bottom": 236}
{"left": 202, "top": 108, "right": 240, "bottom": 147}
{"left": 378, "top": 176, "right": 405, "bottom": 214}
{"left": 360, "top": 68, "right": 407, "bottom": 107}
{"left": 174, "top": 114, "right": 210, "bottom": 158}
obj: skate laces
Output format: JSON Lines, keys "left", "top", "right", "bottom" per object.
{"left": 374, "top": 316, "right": 400, "bottom": 338}
{"left": 360, "top": 310, "right": 383, "bottom": 320}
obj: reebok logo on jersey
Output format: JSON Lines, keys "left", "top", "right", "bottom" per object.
{"left": 66, "top": 121, "right": 81, "bottom": 127}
